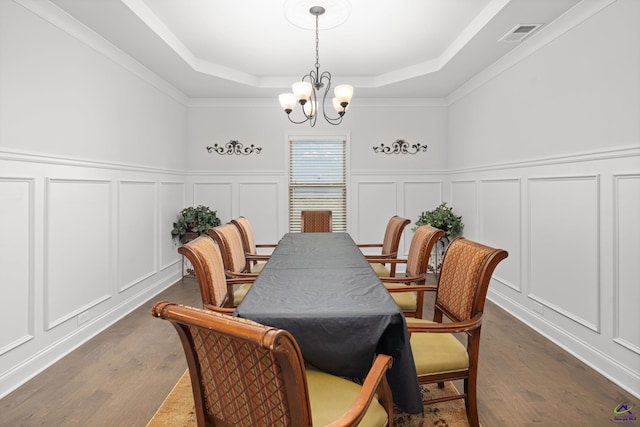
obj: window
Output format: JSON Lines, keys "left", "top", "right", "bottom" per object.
{"left": 288, "top": 138, "right": 346, "bottom": 232}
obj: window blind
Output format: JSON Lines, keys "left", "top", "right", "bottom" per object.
{"left": 288, "top": 139, "right": 346, "bottom": 232}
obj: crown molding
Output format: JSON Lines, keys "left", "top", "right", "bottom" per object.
{"left": 188, "top": 97, "right": 447, "bottom": 108}
{"left": 15, "top": 0, "right": 189, "bottom": 105}
{"left": 446, "top": 0, "right": 617, "bottom": 105}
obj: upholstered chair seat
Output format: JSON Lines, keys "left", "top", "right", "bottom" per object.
{"left": 408, "top": 318, "right": 469, "bottom": 376}
{"left": 306, "top": 369, "right": 390, "bottom": 427}
{"left": 231, "top": 282, "right": 252, "bottom": 306}
{"left": 371, "top": 262, "right": 393, "bottom": 277}
{"left": 383, "top": 282, "right": 417, "bottom": 312}
{"left": 249, "top": 262, "right": 265, "bottom": 274}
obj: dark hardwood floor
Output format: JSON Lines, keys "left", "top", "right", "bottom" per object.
{"left": 1, "top": 277, "right": 637, "bottom": 426}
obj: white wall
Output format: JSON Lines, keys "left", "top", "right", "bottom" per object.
{"left": 446, "top": 0, "right": 640, "bottom": 397}
{"left": 186, "top": 100, "right": 448, "bottom": 254}
{"left": 0, "top": 0, "right": 188, "bottom": 397}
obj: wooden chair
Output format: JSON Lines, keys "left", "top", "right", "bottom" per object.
{"left": 177, "top": 235, "right": 251, "bottom": 313}
{"left": 207, "top": 223, "right": 260, "bottom": 305}
{"left": 406, "top": 237, "right": 508, "bottom": 427}
{"left": 152, "top": 301, "right": 394, "bottom": 427}
{"left": 370, "top": 225, "right": 444, "bottom": 318}
{"left": 301, "top": 210, "right": 332, "bottom": 232}
{"left": 230, "top": 216, "right": 275, "bottom": 274}
{"left": 359, "top": 216, "right": 411, "bottom": 277}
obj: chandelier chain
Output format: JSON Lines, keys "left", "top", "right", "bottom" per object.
{"left": 315, "top": 13, "right": 320, "bottom": 72}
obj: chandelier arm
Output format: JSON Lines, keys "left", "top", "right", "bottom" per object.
{"left": 285, "top": 114, "right": 312, "bottom": 125}
{"left": 319, "top": 71, "right": 344, "bottom": 125}
{"left": 308, "top": 86, "right": 318, "bottom": 126}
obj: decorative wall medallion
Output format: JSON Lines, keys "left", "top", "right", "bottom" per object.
{"left": 372, "top": 139, "right": 428, "bottom": 155}
{"left": 206, "top": 140, "right": 262, "bottom": 155}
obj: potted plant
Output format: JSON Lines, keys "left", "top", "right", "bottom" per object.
{"left": 413, "top": 202, "right": 464, "bottom": 274}
{"left": 171, "top": 205, "right": 221, "bottom": 244}
{"left": 413, "top": 202, "right": 464, "bottom": 240}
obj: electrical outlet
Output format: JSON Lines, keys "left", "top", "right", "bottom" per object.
{"left": 78, "top": 312, "right": 89, "bottom": 325}
{"left": 532, "top": 301, "right": 544, "bottom": 315}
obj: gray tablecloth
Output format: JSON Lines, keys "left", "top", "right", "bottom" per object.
{"left": 235, "top": 232, "right": 423, "bottom": 414}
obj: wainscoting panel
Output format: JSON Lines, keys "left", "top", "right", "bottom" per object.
{"left": 160, "top": 182, "right": 185, "bottom": 270}
{"left": 238, "top": 182, "right": 280, "bottom": 244}
{"left": 528, "top": 175, "right": 600, "bottom": 332}
{"left": 193, "top": 182, "right": 233, "bottom": 223}
{"left": 403, "top": 181, "right": 442, "bottom": 223}
{"left": 451, "top": 180, "right": 477, "bottom": 240}
{"left": 0, "top": 179, "right": 33, "bottom": 355}
{"left": 118, "top": 181, "right": 157, "bottom": 292}
{"left": 355, "top": 181, "right": 397, "bottom": 247}
{"left": 45, "top": 179, "right": 112, "bottom": 330}
{"left": 403, "top": 181, "right": 443, "bottom": 255}
{"left": 479, "top": 179, "right": 521, "bottom": 291}
{"left": 613, "top": 174, "right": 640, "bottom": 354}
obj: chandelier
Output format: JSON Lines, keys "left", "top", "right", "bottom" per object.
{"left": 279, "top": 6, "right": 353, "bottom": 127}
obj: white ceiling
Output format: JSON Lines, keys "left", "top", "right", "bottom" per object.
{"left": 49, "top": 0, "right": 582, "bottom": 99}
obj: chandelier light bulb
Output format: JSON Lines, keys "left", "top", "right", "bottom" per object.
{"left": 292, "top": 81, "right": 313, "bottom": 103}
{"left": 303, "top": 99, "right": 317, "bottom": 117}
{"left": 334, "top": 84, "right": 354, "bottom": 105}
{"left": 332, "top": 97, "right": 343, "bottom": 114}
{"left": 279, "top": 93, "right": 297, "bottom": 113}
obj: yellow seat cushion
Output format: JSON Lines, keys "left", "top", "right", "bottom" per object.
{"left": 232, "top": 282, "right": 252, "bottom": 306}
{"left": 409, "top": 318, "right": 469, "bottom": 376}
{"left": 371, "top": 263, "right": 391, "bottom": 277}
{"left": 250, "top": 262, "right": 265, "bottom": 274}
{"left": 306, "top": 369, "right": 388, "bottom": 427}
{"left": 383, "top": 283, "right": 417, "bottom": 312}
{"left": 233, "top": 262, "right": 262, "bottom": 305}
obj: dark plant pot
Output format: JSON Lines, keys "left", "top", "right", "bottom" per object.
{"left": 180, "top": 232, "right": 198, "bottom": 244}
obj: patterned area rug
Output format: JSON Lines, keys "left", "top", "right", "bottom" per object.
{"left": 147, "top": 371, "right": 471, "bottom": 427}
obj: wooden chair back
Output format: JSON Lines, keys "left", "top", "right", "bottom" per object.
{"left": 207, "top": 223, "right": 248, "bottom": 275}
{"left": 381, "top": 215, "right": 411, "bottom": 258}
{"left": 177, "top": 236, "right": 233, "bottom": 312}
{"left": 301, "top": 210, "right": 332, "bottom": 232}
{"left": 230, "top": 216, "right": 276, "bottom": 271}
{"left": 152, "top": 302, "right": 394, "bottom": 427}
{"left": 230, "top": 216, "right": 258, "bottom": 254}
{"left": 405, "top": 225, "right": 444, "bottom": 278}
{"left": 152, "top": 302, "right": 312, "bottom": 426}
{"left": 434, "top": 237, "right": 508, "bottom": 324}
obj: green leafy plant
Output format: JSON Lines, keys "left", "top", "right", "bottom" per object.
{"left": 171, "top": 205, "right": 221, "bottom": 243}
{"left": 413, "top": 202, "right": 464, "bottom": 239}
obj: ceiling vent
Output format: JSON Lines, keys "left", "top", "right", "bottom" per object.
{"left": 499, "top": 24, "right": 543, "bottom": 42}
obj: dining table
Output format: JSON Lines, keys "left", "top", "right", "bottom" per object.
{"left": 235, "top": 232, "right": 423, "bottom": 414}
